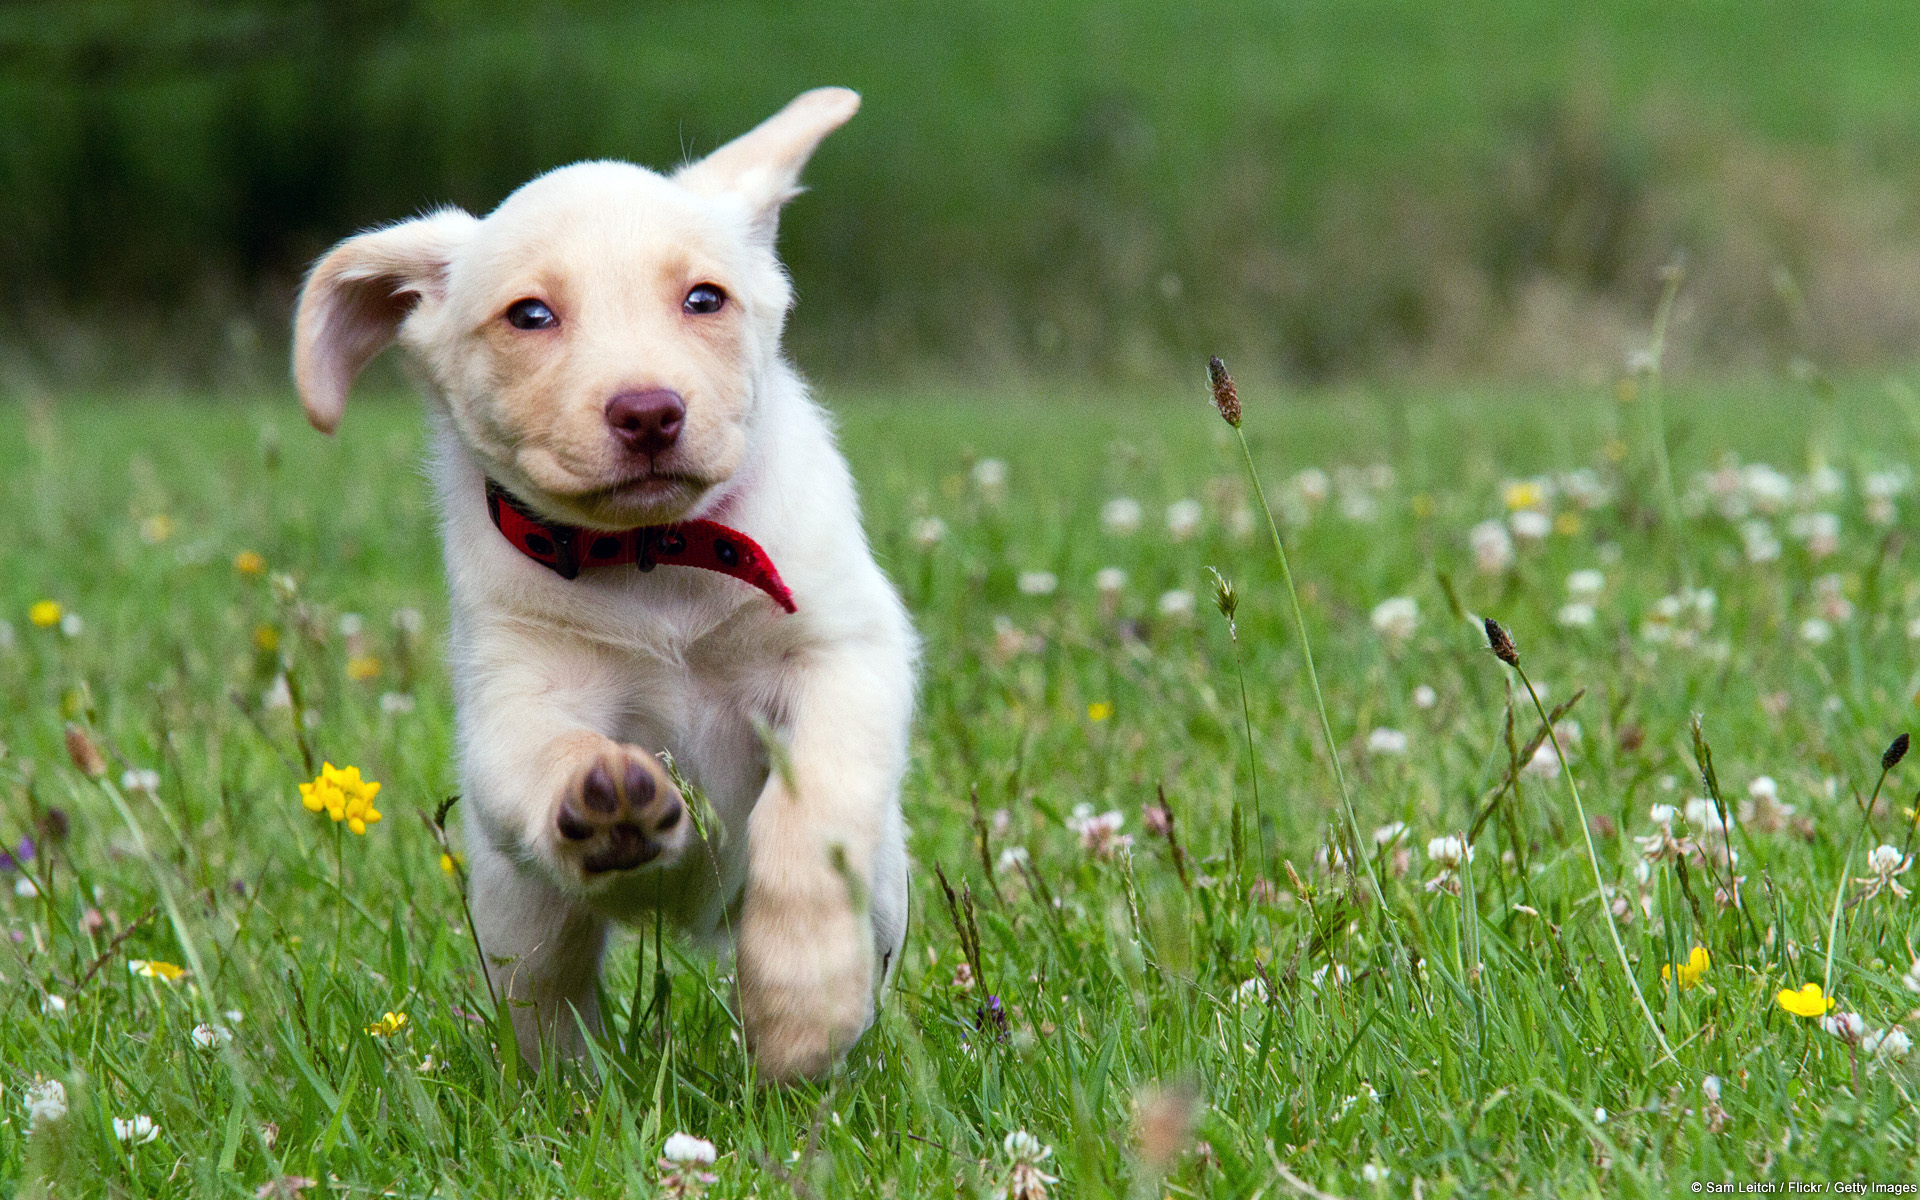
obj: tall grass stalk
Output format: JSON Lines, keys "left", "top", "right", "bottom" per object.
{"left": 1640, "top": 265, "right": 1693, "bottom": 588}
{"left": 1209, "top": 358, "right": 1402, "bottom": 956}
{"left": 1489, "top": 619, "right": 1676, "bottom": 1063}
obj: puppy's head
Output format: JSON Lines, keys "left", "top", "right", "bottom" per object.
{"left": 293, "top": 88, "right": 858, "bottom": 529}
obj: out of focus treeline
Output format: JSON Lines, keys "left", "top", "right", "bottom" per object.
{"left": 4, "top": 0, "right": 1919, "bottom": 389}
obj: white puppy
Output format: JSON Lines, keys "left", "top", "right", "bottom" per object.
{"left": 290, "top": 89, "right": 914, "bottom": 1080}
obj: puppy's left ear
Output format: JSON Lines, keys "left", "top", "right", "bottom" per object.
{"left": 292, "top": 208, "right": 477, "bottom": 433}
{"left": 675, "top": 87, "right": 860, "bottom": 240}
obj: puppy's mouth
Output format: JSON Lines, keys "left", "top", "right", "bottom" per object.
{"left": 569, "top": 470, "right": 711, "bottom": 526}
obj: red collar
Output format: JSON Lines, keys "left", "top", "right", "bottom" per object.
{"left": 485, "top": 479, "right": 796, "bottom": 613}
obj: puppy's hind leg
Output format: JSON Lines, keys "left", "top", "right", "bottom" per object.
{"left": 466, "top": 838, "right": 608, "bottom": 1065}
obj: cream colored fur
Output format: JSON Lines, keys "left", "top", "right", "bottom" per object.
{"left": 289, "top": 88, "right": 914, "bottom": 1080}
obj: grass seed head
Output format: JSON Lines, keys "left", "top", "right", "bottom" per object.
{"left": 1206, "top": 567, "right": 1238, "bottom": 620}
{"left": 63, "top": 723, "right": 105, "bottom": 778}
{"left": 1884, "top": 733, "right": 1910, "bottom": 772}
{"left": 1207, "top": 356, "right": 1240, "bottom": 428}
{"left": 1484, "top": 617, "right": 1519, "bottom": 667}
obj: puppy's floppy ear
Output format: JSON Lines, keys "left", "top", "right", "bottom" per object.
{"left": 292, "top": 209, "right": 477, "bottom": 433}
{"left": 674, "top": 87, "right": 860, "bottom": 239}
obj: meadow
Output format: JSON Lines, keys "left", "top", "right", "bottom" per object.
{"left": 7, "top": 368, "right": 1920, "bottom": 1195}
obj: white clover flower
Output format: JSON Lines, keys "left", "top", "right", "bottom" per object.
{"left": 1557, "top": 602, "right": 1597, "bottom": 629}
{"left": 1566, "top": 568, "right": 1605, "bottom": 599}
{"left": 1749, "top": 776, "right": 1778, "bottom": 803}
{"left": 337, "top": 612, "right": 364, "bottom": 638}
{"left": 120, "top": 768, "right": 160, "bottom": 794}
{"left": 1799, "top": 617, "right": 1833, "bottom": 646}
{"left": 24, "top": 1079, "right": 66, "bottom": 1129}
{"left": 1790, "top": 511, "right": 1841, "bottom": 559}
{"left": 1293, "top": 468, "right": 1331, "bottom": 505}
{"left": 1369, "top": 596, "right": 1419, "bottom": 641}
{"left": 1741, "top": 519, "right": 1782, "bottom": 564}
{"left": 1864, "top": 1027, "right": 1912, "bottom": 1062}
{"left": 1684, "top": 797, "right": 1727, "bottom": 833}
{"left": 1523, "top": 743, "right": 1560, "bottom": 778}
{"left": 1236, "top": 977, "right": 1269, "bottom": 1003}
{"left": 1648, "top": 803, "right": 1678, "bottom": 829}
{"left": 1508, "top": 509, "right": 1551, "bottom": 541}
{"left": 1701, "top": 1075, "right": 1722, "bottom": 1102}
{"left": 996, "top": 846, "right": 1030, "bottom": 873}
{"left": 998, "top": 1129, "right": 1059, "bottom": 1198}
{"left": 1366, "top": 728, "right": 1408, "bottom": 756}
{"left": 1821, "top": 1011, "right": 1869, "bottom": 1044}
{"left": 1066, "top": 804, "right": 1131, "bottom": 857}
{"left": 113, "top": 1114, "right": 160, "bottom": 1145}
{"left": 973, "top": 458, "right": 1008, "bottom": 494}
{"left": 1743, "top": 464, "right": 1794, "bottom": 513}
{"left": 42, "top": 994, "right": 66, "bottom": 1016}
{"left": 1093, "top": 567, "right": 1127, "bottom": 594}
{"left": 662, "top": 1132, "right": 718, "bottom": 1166}
{"left": 16, "top": 876, "right": 39, "bottom": 898}
{"left": 262, "top": 675, "right": 293, "bottom": 710}
{"left": 1593, "top": 1106, "right": 1608, "bottom": 1124}
{"left": 391, "top": 607, "right": 424, "bottom": 636}
{"left": 1165, "top": 498, "right": 1203, "bottom": 540}
{"left": 1100, "top": 497, "right": 1143, "bottom": 536}
{"left": 1905, "top": 958, "right": 1920, "bottom": 995}
{"left": 1016, "top": 571, "right": 1058, "bottom": 597}
{"left": 1469, "top": 519, "right": 1514, "bottom": 573}
{"left": 1412, "top": 684, "right": 1438, "bottom": 709}
{"left": 59, "top": 613, "right": 83, "bottom": 638}
{"left": 1361, "top": 1162, "right": 1389, "bottom": 1184}
{"left": 912, "top": 516, "right": 948, "bottom": 547}
{"left": 1373, "top": 821, "right": 1408, "bottom": 847}
{"left": 1156, "top": 589, "right": 1195, "bottom": 619}
{"left": 379, "top": 692, "right": 416, "bottom": 715}
{"left": 191, "top": 1023, "right": 233, "bottom": 1051}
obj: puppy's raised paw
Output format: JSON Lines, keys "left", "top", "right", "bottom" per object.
{"left": 553, "top": 745, "right": 685, "bottom": 876}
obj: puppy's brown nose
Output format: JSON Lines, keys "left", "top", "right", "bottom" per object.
{"left": 605, "top": 389, "right": 685, "bottom": 455}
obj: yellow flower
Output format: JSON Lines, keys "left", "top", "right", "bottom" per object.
{"left": 1662, "top": 946, "right": 1710, "bottom": 990}
{"left": 1087, "top": 702, "right": 1114, "bottom": 722}
{"left": 439, "top": 852, "right": 462, "bottom": 876}
{"left": 347, "top": 656, "right": 382, "bottom": 682}
{"left": 28, "top": 600, "right": 62, "bottom": 628}
{"left": 1777, "top": 982, "right": 1838, "bottom": 1018}
{"left": 1410, "top": 493, "right": 1435, "bottom": 519}
{"left": 1554, "top": 512, "right": 1583, "bottom": 537}
{"left": 1502, "top": 481, "right": 1543, "bottom": 511}
{"left": 253, "top": 625, "right": 281, "bottom": 654}
{"left": 140, "top": 514, "right": 175, "bottom": 544}
{"left": 234, "top": 550, "right": 266, "bottom": 576}
{"left": 366, "top": 1011, "right": 409, "bottom": 1037}
{"left": 129, "top": 959, "right": 187, "bottom": 982}
{"left": 298, "top": 762, "right": 383, "bottom": 835}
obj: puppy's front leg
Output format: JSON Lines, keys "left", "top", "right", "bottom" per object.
{"left": 459, "top": 634, "right": 688, "bottom": 1062}
{"left": 738, "top": 644, "right": 912, "bottom": 1080}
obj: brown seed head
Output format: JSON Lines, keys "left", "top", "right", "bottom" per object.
{"left": 64, "top": 723, "right": 106, "bottom": 778}
{"left": 1207, "top": 356, "right": 1240, "bottom": 428}
{"left": 1484, "top": 618, "right": 1519, "bottom": 667}
{"left": 1884, "top": 733, "right": 1910, "bottom": 773}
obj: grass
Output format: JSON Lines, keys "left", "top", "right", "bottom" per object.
{"left": 7, "top": 372, "right": 1920, "bottom": 1194}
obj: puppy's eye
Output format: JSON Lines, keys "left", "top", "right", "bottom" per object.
{"left": 505, "top": 298, "right": 558, "bottom": 330}
{"left": 683, "top": 284, "right": 726, "bottom": 315}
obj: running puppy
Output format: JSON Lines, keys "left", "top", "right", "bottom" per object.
{"left": 290, "top": 89, "right": 914, "bottom": 1080}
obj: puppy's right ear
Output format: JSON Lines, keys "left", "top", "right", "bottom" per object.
{"left": 292, "top": 209, "right": 476, "bottom": 433}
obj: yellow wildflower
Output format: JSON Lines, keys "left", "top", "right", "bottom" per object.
{"left": 140, "top": 514, "right": 175, "bottom": 544}
{"left": 1087, "top": 702, "right": 1114, "bottom": 722}
{"left": 366, "top": 1011, "right": 409, "bottom": 1037}
{"left": 1410, "top": 493, "right": 1435, "bottom": 519}
{"left": 129, "top": 959, "right": 187, "bottom": 982}
{"left": 439, "top": 852, "right": 463, "bottom": 876}
{"left": 28, "top": 600, "right": 62, "bottom": 628}
{"left": 1554, "top": 512, "right": 1583, "bottom": 537}
{"left": 234, "top": 550, "right": 266, "bottom": 576}
{"left": 347, "top": 656, "right": 382, "bottom": 682}
{"left": 1662, "top": 946, "right": 1710, "bottom": 991}
{"left": 299, "top": 762, "right": 383, "bottom": 835}
{"left": 1777, "top": 982, "right": 1837, "bottom": 1018}
{"left": 253, "top": 625, "right": 281, "bottom": 654}
{"left": 1502, "top": 481, "right": 1543, "bottom": 511}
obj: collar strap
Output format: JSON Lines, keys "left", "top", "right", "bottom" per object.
{"left": 485, "top": 479, "right": 796, "bottom": 613}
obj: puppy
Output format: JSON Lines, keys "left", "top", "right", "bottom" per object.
{"left": 290, "top": 88, "right": 915, "bottom": 1080}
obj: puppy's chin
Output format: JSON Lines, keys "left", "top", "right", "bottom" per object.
{"left": 545, "top": 474, "right": 716, "bottom": 530}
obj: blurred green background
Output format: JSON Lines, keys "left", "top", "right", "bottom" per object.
{"left": 4, "top": 0, "right": 1918, "bottom": 390}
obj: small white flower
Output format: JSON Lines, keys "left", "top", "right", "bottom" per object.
{"left": 1366, "top": 728, "right": 1409, "bottom": 756}
{"left": 1741, "top": 519, "right": 1782, "bottom": 564}
{"left": 1100, "top": 497, "right": 1143, "bottom": 536}
{"left": 1749, "top": 776, "right": 1778, "bottom": 803}
{"left": 1165, "top": 498, "right": 1203, "bottom": 540}
{"left": 1508, "top": 509, "right": 1551, "bottom": 541}
{"left": 1593, "top": 1106, "right": 1608, "bottom": 1125}
{"left": 1412, "top": 684, "right": 1438, "bottom": 709}
{"left": 996, "top": 846, "right": 1030, "bottom": 873}
{"left": 1293, "top": 468, "right": 1331, "bottom": 505}
{"left": 391, "top": 607, "right": 424, "bottom": 635}
{"left": 262, "top": 675, "right": 293, "bottom": 710}
{"left": 1522, "top": 743, "right": 1560, "bottom": 778}
{"left": 661, "top": 1132, "right": 718, "bottom": 1166}
{"left": 59, "top": 613, "right": 83, "bottom": 638}
{"left": 912, "top": 516, "right": 947, "bottom": 547}
{"left": 1649, "top": 803, "right": 1677, "bottom": 828}
{"left": 42, "top": 994, "right": 66, "bottom": 1016}
{"left": 1093, "top": 567, "right": 1127, "bottom": 594}
{"left": 973, "top": 458, "right": 1008, "bottom": 492}
{"left": 337, "top": 612, "right": 364, "bottom": 638}
{"left": 120, "top": 768, "right": 161, "bottom": 794}
{"left": 1684, "top": 797, "right": 1727, "bottom": 833}
{"left": 1373, "top": 821, "right": 1408, "bottom": 847}
{"left": 1469, "top": 520, "right": 1514, "bottom": 573}
{"left": 1701, "top": 1074, "right": 1722, "bottom": 1102}
{"left": 0, "top": 619, "right": 14, "bottom": 652}
{"left": 1236, "top": 977, "right": 1269, "bottom": 1003}
{"left": 113, "top": 1114, "right": 160, "bottom": 1145}
{"left": 1369, "top": 596, "right": 1419, "bottom": 641}
{"left": 1557, "top": 602, "right": 1597, "bottom": 629}
{"left": 1904, "top": 958, "right": 1920, "bottom": 995}
{"left": 1427, "top": 835, "right": 1470, "bottom": 869}
{"left": 1361, "top": 1162, "right": 1389, "bottom": 1184}
{"left": 1156, "top": 589, "right": 1195, "bottom": 618}
{"left": 15, "top": 876, "right": 39, "bottom": 898}
{"left": 1017, "top": 571, "right": 1058, "bottom": 597}
{"left": 1566, "top": 568, "right": 1605, "bottom": 599}
{"left": 24, "top": 1079, "right": 66, "bottom": 1129}
{"left": 1865, "top": 1027, "right": 1913, "bottom": 1062}
{"left": 1869, "top": 844, "right": 1910, "bottom": 875}
{"left": 1066, "top": 804, "right": 1131, "bottom": 857}
{"left": 1799, "top": 617, "right": 1833, "bottom": 646}
{"left": 379, "top": 692, "right": 416, "bottom": 715}
{"left": 1821, "top": 1011, "right": 1869, "bottom": 1044}
{"left": 191, "top": 1023, "right": 233, "bottom": 1051}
